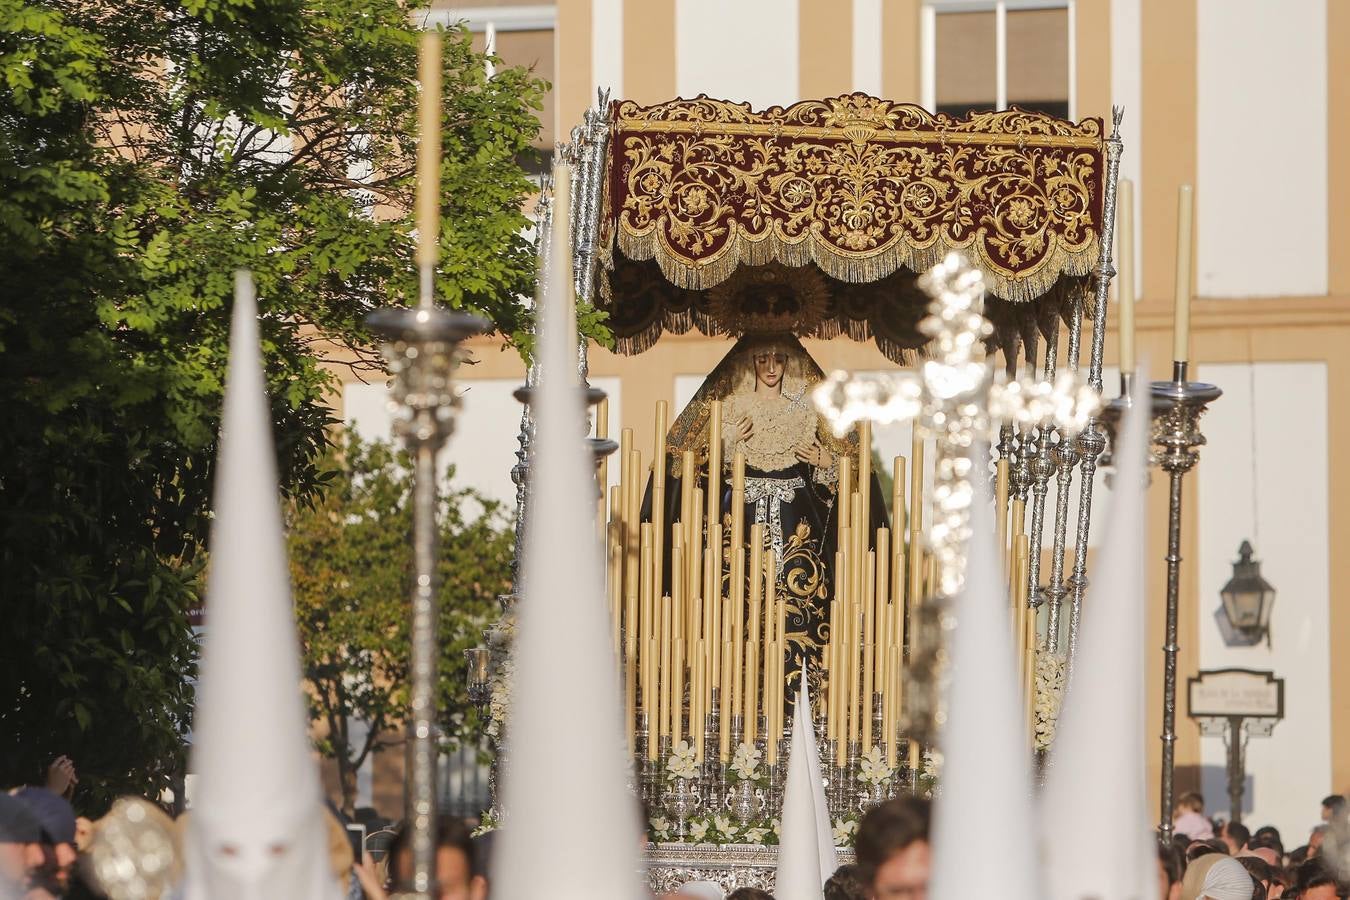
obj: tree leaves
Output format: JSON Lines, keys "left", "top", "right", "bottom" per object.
{"left": 1, "top": 0, "right": 547, "bottom": 810}
{"left": 288, "top": 432, "right": 511, "bottom": 815}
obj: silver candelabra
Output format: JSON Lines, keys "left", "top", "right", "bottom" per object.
{"left": 367, "top": 301, "right": 486, "bottom": 898}
{"left": 1150, "top": 360, "right": 1221, "bottom": 841}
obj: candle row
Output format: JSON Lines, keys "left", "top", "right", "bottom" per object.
{"left": 603, "top": 402, "right": 941, "bottom": 771}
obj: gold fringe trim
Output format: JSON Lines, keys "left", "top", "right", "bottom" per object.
{"left": 616, "top": 222, "right": 1099, "bottom": 307}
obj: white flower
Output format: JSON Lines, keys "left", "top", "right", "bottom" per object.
{"left": 649, "top": 816, "right": 671, "bottom": 841}
{"left": 713, "top": 815, "right": 738, "bottom": 839}
{"left": 689, "top": 820, "right": 710, "bottom": 842}
{"left": 771, "top": 818, "right": 781, "bottom": 836}
{"left": 666, "top": 739, "right": 700, "bottom": 780}
{"left": 856, "top": 745, "right": 893, "bottom": 785}
{"left": 730, "top": 742, "right": 762, "bottom": 781}
{"left": 743, "top": 827, "right": 769, "bottom": 845}
{"left": 832, "top": 818, "right": 859, "bottom": 846}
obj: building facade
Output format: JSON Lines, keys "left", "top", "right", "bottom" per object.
{"left": 335, "top": 0, "right": 1349, "bottom": 841}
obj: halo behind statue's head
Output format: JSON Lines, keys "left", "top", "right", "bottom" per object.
{"left": 664, "top": 333, "right": 857, "bottom": 472}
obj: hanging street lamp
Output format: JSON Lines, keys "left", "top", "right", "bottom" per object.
{"left": 1218, "top": 540, "right": 1276, "bottom": 648}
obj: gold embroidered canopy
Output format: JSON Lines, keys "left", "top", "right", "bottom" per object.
{"left": 596, "top": 94, "right": 1108, "bottom": 362}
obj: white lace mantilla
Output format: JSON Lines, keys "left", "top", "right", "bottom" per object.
{"left": 721, "top": 390, "right": 819, "bottom": 473}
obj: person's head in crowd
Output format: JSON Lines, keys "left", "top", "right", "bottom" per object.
{"left": 1159, "top": 837, "right": 1187, "bottom": 900}
{"left": 824, "top": 862, "right": 866, "bottom": 900}
{"left": 12, "top": 787, "right": 77, "bottom": 896}
{"left": 725, "top": 888, "right": 773, "bottom": 900}
{"left": 855, "top": 796, "right": 930, "bottom": 900}
{"left": 388, "top": 815, "right": 486, "bottom": 900}
{"left": 1178, "top": 793, "right": 1207, "bottom": 815}
{"left": 1288, "top": 856, "right": 1346, "bottom": 900}
{"left": 1321, "top": 796, "right": 1346, "bottom": 824}
{"left": 1235, "top": 856, "right": 1277, "bottom": 898}
{"left": 0, "top": 794, "right": 45, "bottom": 894}
{"left": 1189, "top": 839, "right": 1232, "bottom": 862}
{"left": 824, "top": 863, "right": 866, "bottom": 900}
{"left": 1176, "top": 793, "right": 1216, "bottom": 841}
{"left": 1254, "top": 826, "right": 1283, "bottom": 848}
{"left": 1289, "top": 846, "right": 1312, "bottom": 868}
{"left": 1224, "top": 822, "right": 1252, "bottom": 855}
{"left": 1247, "top": 831, "right": 1284, "bottom": 866}
{"left": 1309, "top": 826, "right": 1328, "bottom": 858}
{"left": 1180, "top": 853, "right": 1260, "bottom": 900}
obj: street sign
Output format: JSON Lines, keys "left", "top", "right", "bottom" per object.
{"left": 1187, "top": 668, "right": 1284, "bottom": 825}
{"left": 1188, "top": 668, "right": 1283, "bottom": 719}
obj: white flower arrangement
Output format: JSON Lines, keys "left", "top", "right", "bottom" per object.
{"left": 652, "top": 813, "right": 783, "bottom": 847}
{"left": 742, "top": 826, "right": 770, "bottom": 845}
{"left": 729, "top": 742, "right": 763, "bottom": 783}
{"left": 665, "top": 740, "right": 700, "bottom": 780}
{"left": 712, "top": 815, "right": 739, "bottom": 841}
{"left": 1033, "top": 650, "right": 1067, "bottom": 750}
{"left": 832, "top": 818, "right": 859, "bottom": 847}
{"left": 649, "top": 816, "right": 671, "bottom": 841}
{"left": 856, "top": 745, "right": 893, "bottom": 786}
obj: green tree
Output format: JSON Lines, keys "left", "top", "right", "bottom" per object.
{"left": 0, "top": 0, "right": 550, "bottom": 807}
{"left": 287, "top": 432, "right": 511, "bottom": 817}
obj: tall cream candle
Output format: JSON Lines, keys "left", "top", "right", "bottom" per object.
{"left": 680, "top": 450, "right": 696, "bottom": 556}
{"left": 730, "top": 452, "right": 746, "bottom": 554}
{"left": 720, "top": 640, "right": 733, "bottom": 761}
{"left": 708, "top": 400, "right": 723, "bottom": 529}
{"left": 748, "top": 523, "right": 764, "bottom": 648}
{"left": 646, "top": 637, "right": 659, "bottom": 760}
{"left": 1173, "top": 184, "right": 1194, "bottom": 363}
{"left": 653, "top": 401, "right": 668, "bottom": 597}
{"left": 659, "top": 594, "right": 672, "bottom": 741}
{"left": 744, "top": 638, "right": 759, "bottom": 743}
{"left": 858, "top": 420, "right": 872, "bottom": 546}
{"left": 671, "top": 635, "right": 684, "bottom": 742}
{"left": 1117, "top": 178, "right": 1136, "bottom": 374}
{"left": 837, "top": 457, "right": 852, "bottom": 555}
{"left": 415, "top": 32, "right": 442, "bottom": 271}
{"left": 626, "top": 447, "right": 641, "bottom": 604}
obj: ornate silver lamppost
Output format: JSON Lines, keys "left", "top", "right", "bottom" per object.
{"left": 1150, "top": 360, "right": 1221, "bottom": 841}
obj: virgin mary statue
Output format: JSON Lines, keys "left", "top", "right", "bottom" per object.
{"left": 646, "top": 332, "right": 888, "bottom": 700}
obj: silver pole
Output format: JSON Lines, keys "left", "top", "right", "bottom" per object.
{"left": 1150, "top": 359, "right": 1221, "bottom": 840}
{"left": 1066, "top": 109, "right": 1125, "bottom": 672}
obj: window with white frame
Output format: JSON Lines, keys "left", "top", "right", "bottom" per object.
{"left": 424, "top": 3, "right": 557, "bottom": 175}
{"left": 922, "top": 1, "right": 1074, "bottom": 120}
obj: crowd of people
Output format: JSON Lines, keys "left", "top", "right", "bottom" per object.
{"left": 1, "top": 755, "right": 1345, "bottom": 900}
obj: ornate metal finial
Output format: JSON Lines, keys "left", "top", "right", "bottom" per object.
{"left": 1111, "top": 105, "right": 1125, "bottom": 137}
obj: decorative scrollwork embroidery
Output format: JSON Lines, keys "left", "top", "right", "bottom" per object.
{"left": 603, "top": 93, "right": 1104, "bottom": 304}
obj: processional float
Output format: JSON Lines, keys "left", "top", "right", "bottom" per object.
{"left": 472, "top": 92, "right": 1123, "bottom": 891}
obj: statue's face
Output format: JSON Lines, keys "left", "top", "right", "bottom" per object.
{"left": 753, "top": 351, "right": 787, "bottom": 390}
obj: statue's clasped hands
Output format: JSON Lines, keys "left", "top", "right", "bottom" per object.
{"left": 794, "top": 441, "right": 834, "bottom": 468}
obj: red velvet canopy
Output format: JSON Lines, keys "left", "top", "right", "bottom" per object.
{"left": 595, "top": 94, "right": 1108, "bottom": 362}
